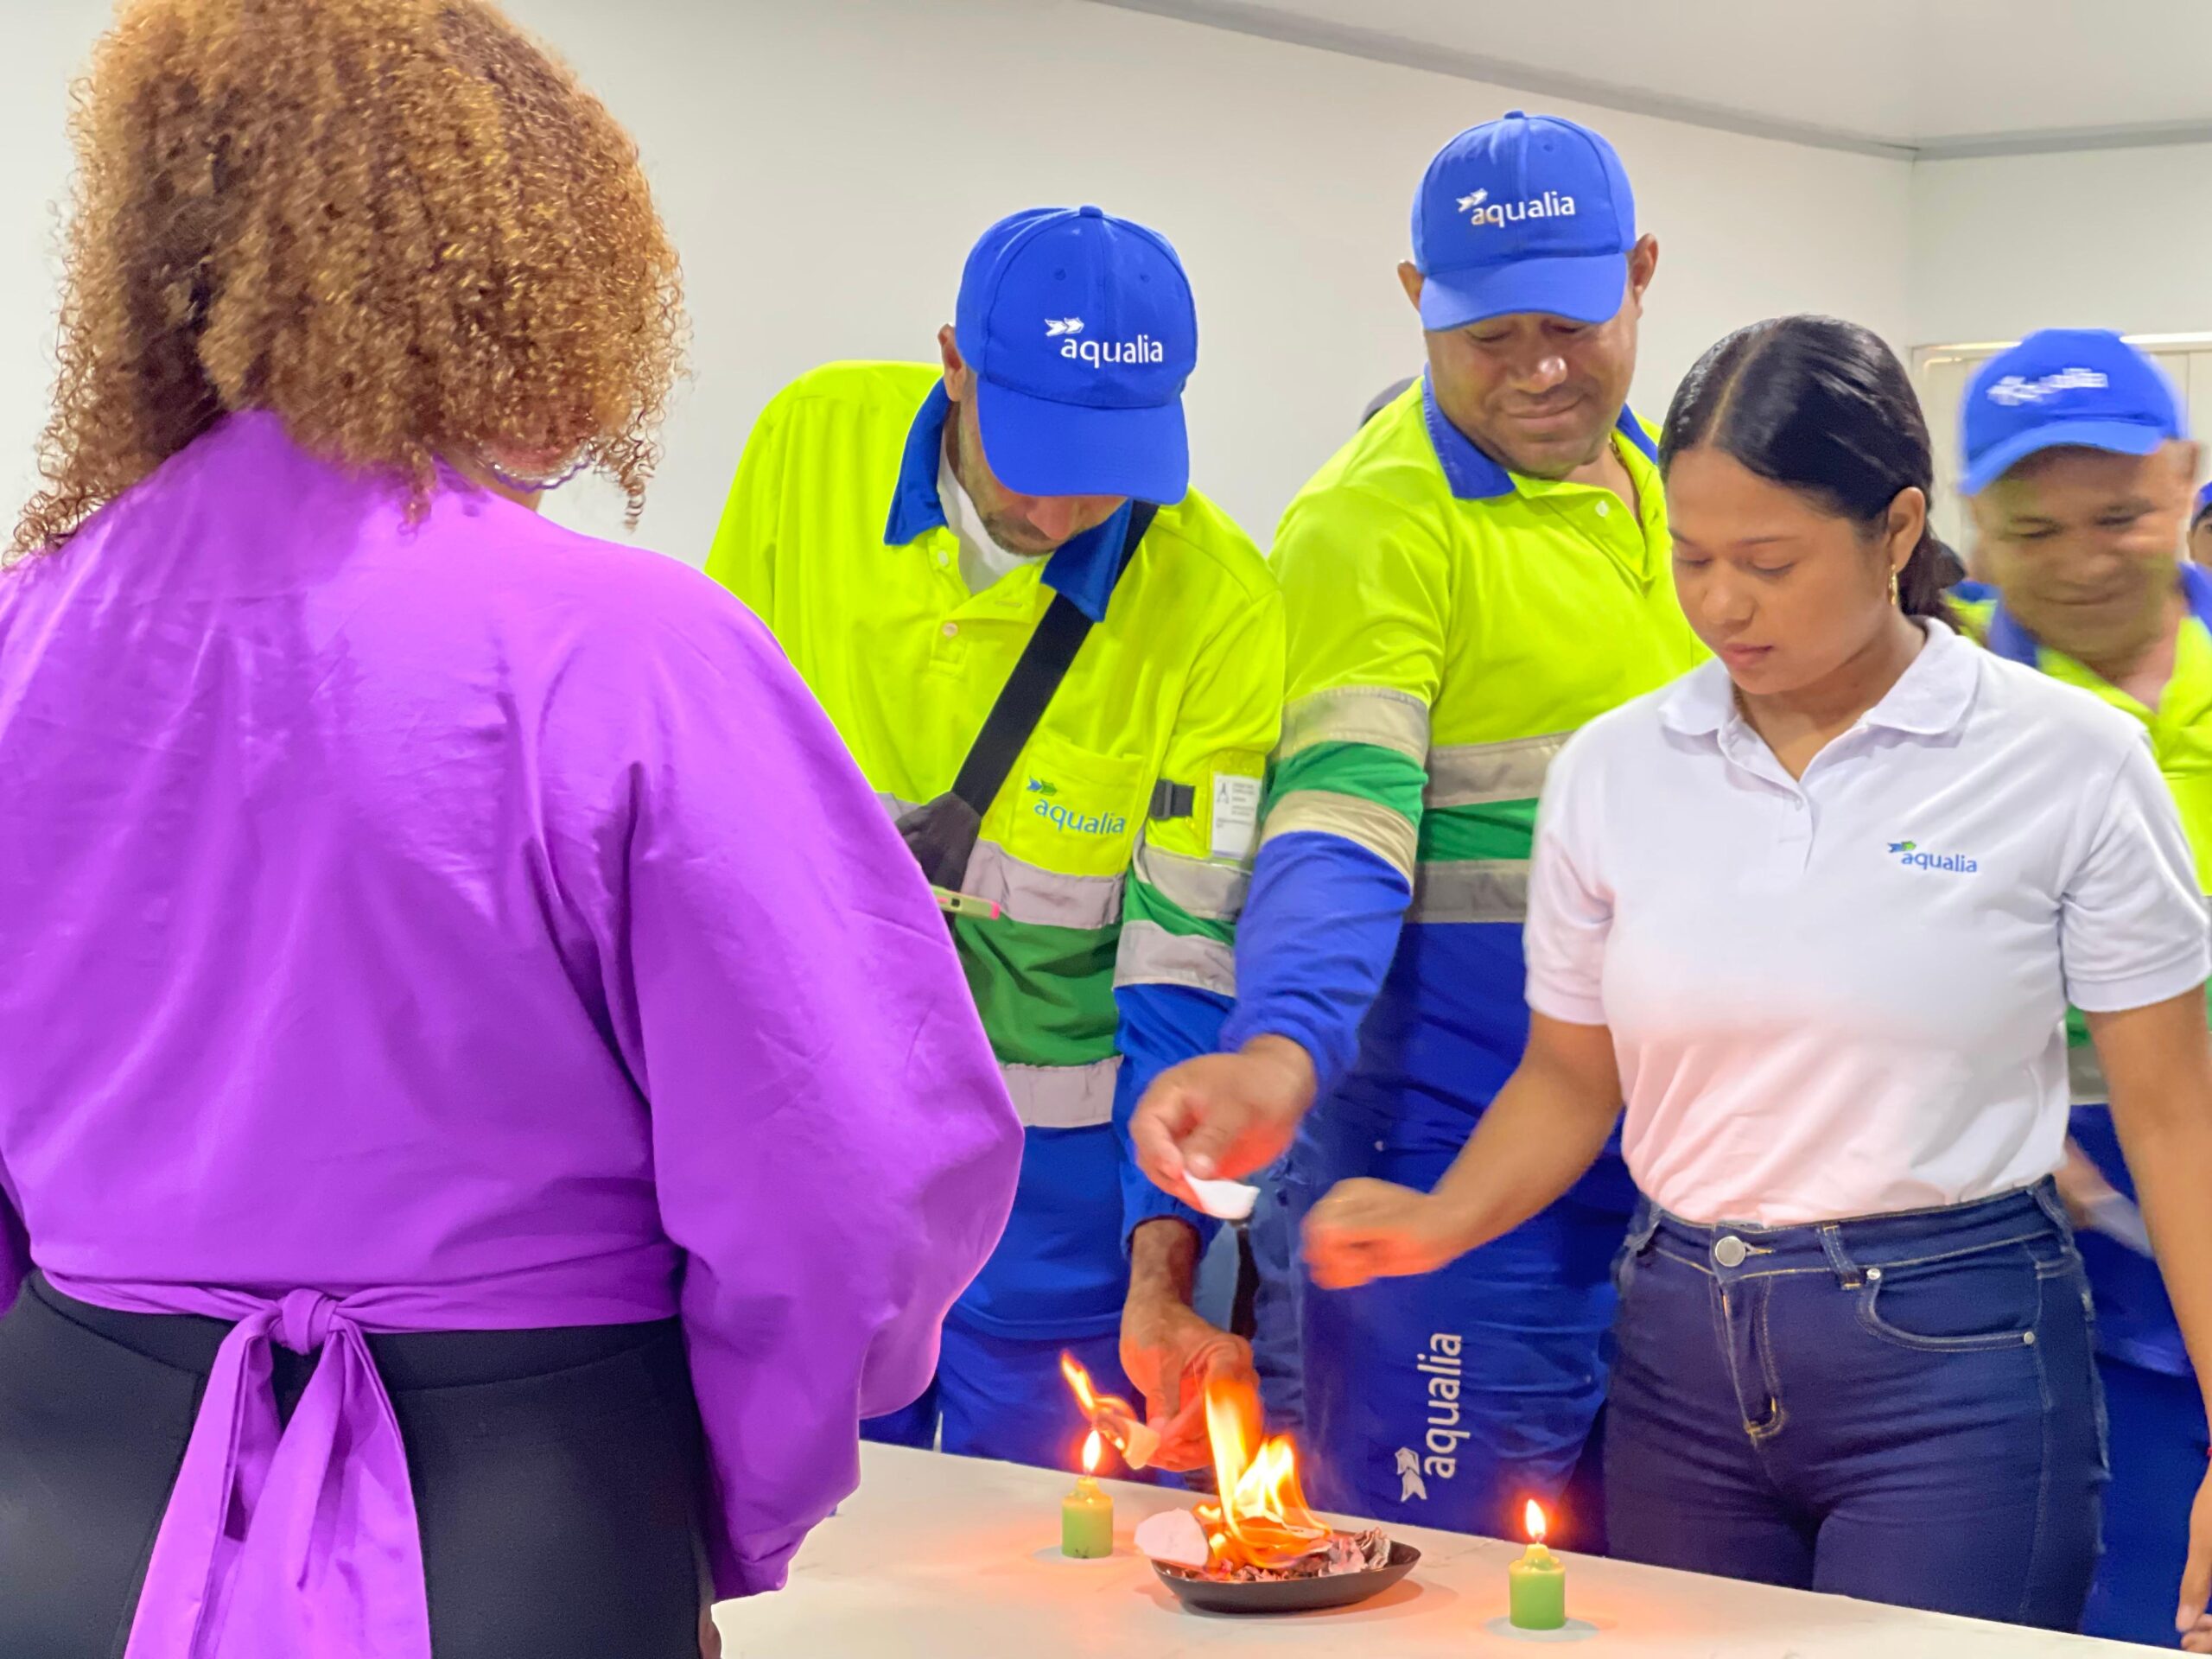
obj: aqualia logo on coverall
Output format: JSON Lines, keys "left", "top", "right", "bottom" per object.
{"left": 1028, "top": 777, "right": 1126, "bottom": 837}
{"left": 1393, "top": 1332, "right": 1468, "bottom": 1502}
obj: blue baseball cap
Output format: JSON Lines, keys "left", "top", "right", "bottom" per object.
{"left": 953, "top": 206, "right": 1197, "bottom": 504}
{"left": 1961, "top": 329, "right": 2184, "bottom": 495}
{"left": 1411, "top": 111, "right": 1637, "bottom": 333}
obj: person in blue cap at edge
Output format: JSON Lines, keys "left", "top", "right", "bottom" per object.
{"left": 1131, "top": 111, "right": 1702, "bottom": 1546}
{"left": 2190, "top": 479, "right": 2212, "bottom": 567}
{"left": 1948, "top": 329, "right": 2212, "bottom": 1649}
{"left": 706, "top": 208, "right": 1285, "bottom": 1478}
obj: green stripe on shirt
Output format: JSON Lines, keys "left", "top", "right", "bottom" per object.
{"left": 1268, "top": 740, "right": 1427, "bottom": 822}
{"left": 1418, "top": 797, "right": 1538, "bottom": 864}
{"left": 953, "top": 914, "right": 1120, "bottom": 1070}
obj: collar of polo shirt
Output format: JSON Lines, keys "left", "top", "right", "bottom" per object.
{"left": 1659, "top": 619, "right": 1982, "bottom": 744}
{"left": 1420, "top": 372, "right": 1656, "bottom": 501}
{"left": 882, "top": 380, "right": 1135, "bottom": 624}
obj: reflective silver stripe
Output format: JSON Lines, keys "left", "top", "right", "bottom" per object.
{"left": 1408, "top": 860, "right": 1529, "bottom": 924}
{"left": 964, "top": 842, "right": 1124, "bottom": 930}
{"left": 1279, "top": 687, "right": 1430, "bottom": 762}
{"left": 2069, "top": 1042, "right": 2107, "bottom": 1108}
{"left": 1424, "top": 733, "right": 1567, "bottom": 810}
{"left": 1001, "top": 1058, "right": 1120, "bottom": 1130}
{"left": 1261, "top": 789, "right": 1418, "bottom": 880}
{"left": 1131, "top": 838, "right": 1248, "bottom": 923}
{"left": 1115, "top": 919, "right": 1236, "bottom": 996}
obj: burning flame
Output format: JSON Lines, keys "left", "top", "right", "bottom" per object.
{"left": 1524, "top": 1499, "right": 1548, "bottom": 1546}
{"left": 1061, "top": 1352, "right": 1098, "bottom": 1414}
{"left": 1059, "top": 1352, "right": 1144, "bottom": 1461}
{"left": 1081, "top": 1429, "right": 1103, "bottom": 1477}
{"left": 1193, "top": 1373, "right": 1332, "bottom": 1571}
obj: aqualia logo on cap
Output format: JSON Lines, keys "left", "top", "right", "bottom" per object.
{"left": 1453, "top": 184, "right": 1580, "bottom": 231}
{"left": 1042, "top": 314, "right": 1166, "bottom": 368}
{"left": 1986, "top": 367, "right": 2110, "bottom": 408}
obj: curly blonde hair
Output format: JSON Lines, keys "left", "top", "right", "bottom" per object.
{"left": 14, "top": 0, "right": 684, "bottom": 556}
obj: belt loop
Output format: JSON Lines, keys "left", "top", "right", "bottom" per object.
{"left": 2029, "top": 1177, "right": 2075, "bottom": 1238}
{"left": 1816, "top": 1222, "right": 1862, "bottom": 1287}
{"left": 1624, "top": 1198, "right": 1662, "bottom": 1255}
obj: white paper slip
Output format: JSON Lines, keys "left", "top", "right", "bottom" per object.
{"left": 1187, "top": 1174, "right": 1260, "bottom": 1222}
{"left": 1210, "top": 772, "right": 1262, "bottom": 861}
{"left": 1134, "top": 1508, "right": 1212, "bottom": 1569}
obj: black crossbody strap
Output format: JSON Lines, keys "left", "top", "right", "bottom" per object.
{"left": 948, "top": 502, "right": 1158, "bottom": 817}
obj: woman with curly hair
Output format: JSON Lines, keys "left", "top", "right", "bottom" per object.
{"left": 0, "top": 3, "right": 1022, "bottom": 1656}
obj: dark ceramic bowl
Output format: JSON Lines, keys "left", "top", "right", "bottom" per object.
{"left": 1153, "top": 1541, "right": 1421, "bottom": 1615}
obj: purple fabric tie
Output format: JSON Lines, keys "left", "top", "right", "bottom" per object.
{"left": 55, "top": 1280, "right": 433, "bottom": 1659}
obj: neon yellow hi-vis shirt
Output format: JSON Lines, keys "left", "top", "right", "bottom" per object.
{"left": 1955, "top": 575, "right": 2212, "bottom": 1096}
{"left": 707, "top": 359, "right": 1283, "bottom": 1139}
{"left": 1254, "top": 376, "right": 1706, "bottom": 1129}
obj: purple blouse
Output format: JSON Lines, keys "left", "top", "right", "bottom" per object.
{"left": 0, "top": 412, "right": 1021, "bottom": 1656}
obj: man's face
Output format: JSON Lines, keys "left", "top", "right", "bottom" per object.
{"left": 938, "top": 326, "right": 1125, "bottom": 555}
{"left": 1402, "top": 235, "right": 1657, "bottom": 480}
{"left": 1970, "top": 442, "right": 2197, "bottom": 658}
{"left": 2190, "top": 512, "right": 2212, "bottom": 567}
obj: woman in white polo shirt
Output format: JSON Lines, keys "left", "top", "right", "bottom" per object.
{"left": 1304, "top": 315, "right": 2212, "bottom": 1643}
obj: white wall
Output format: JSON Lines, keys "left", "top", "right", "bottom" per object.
{"left": 2, "top": 0, "right": 1913, "bottom": 562}
{"left": 1911, "top": 143, "right": 2212, "bottom": 347}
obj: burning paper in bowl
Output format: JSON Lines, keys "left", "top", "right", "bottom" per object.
{"left": 1139, "top": 1371, "right": 1393, "bottom": 1585}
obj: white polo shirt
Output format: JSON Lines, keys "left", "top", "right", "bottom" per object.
{"left": 1525, "top": 620, "right": 2209, "bottom": 1226}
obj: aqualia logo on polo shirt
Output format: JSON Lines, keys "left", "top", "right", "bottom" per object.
{"left": 1027, "top": 776, "right": 1126, "bottom": 837}
{"left": 1889, "top": 839, "right": 1978, "bottom": 874}
{"left": 1042, "top": 316, "right": 1166, "bottom": 368}
{"left": 1454, "top": 186, "right": 1578, "bottom": 230}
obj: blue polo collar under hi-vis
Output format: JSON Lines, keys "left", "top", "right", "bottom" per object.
{"left": 1421, "top": 372, "right": 1656, "bottom": 500}
{"left": 1981, "top": 560, "right": 2212, "bottom": 669}
{"left": 882, "top": 381, "right": 1135, "bottom": 623}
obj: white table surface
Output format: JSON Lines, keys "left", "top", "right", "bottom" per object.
{"left": 715, "top": 1443, "right": 2140, "bottom": 1656}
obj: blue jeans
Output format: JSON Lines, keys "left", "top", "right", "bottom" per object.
{"left": 1606, "top": 1182, "right": 2105, "bottom": 1630}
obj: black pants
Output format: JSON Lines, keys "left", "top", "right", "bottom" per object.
{"left": 0, "top": 1274, "right": 712, "bottom": 1658}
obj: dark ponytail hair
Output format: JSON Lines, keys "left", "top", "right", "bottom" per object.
{"left": 1660, "top": 315, "right": 1956, "bottom": 624}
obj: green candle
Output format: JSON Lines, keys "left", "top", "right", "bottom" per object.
{"left": 1509, "top": 1501, "right": 1567, "bottom": 1630}
{"left": 1062, "top": 1432, "right": 1113, "bottom": 1559}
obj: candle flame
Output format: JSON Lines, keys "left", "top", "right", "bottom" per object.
{"left": 1082, "top": 1429, "right": 1103, "bottom": 1476}
{"left": 1523, "top": 1499, "right": 1548, "bottom": 1546}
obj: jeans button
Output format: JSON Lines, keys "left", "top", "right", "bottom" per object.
{"left": 1713, "top": 1236, "right": 1749, "bottom": 1268}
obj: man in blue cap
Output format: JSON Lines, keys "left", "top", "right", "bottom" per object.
{"left": 705, "top": 207, "right": 1284, "bottom": 1475}
{"left": 1948, "top": 329, "right": 2212, "bottom": 1649}
{"left": 1133, "top": 112, "right": 1704, "bottom": 1541}
{"left": 2190, "top": 480, "right": 2212, "bottom": 567}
